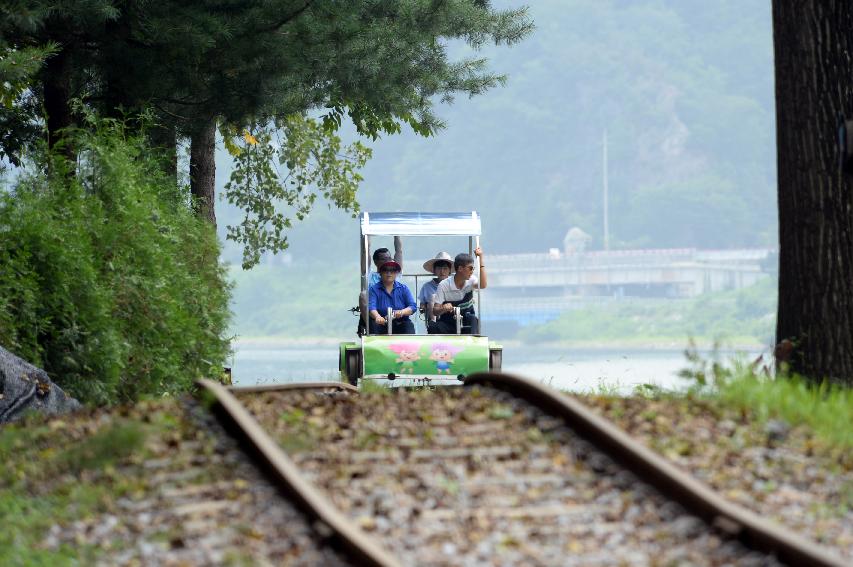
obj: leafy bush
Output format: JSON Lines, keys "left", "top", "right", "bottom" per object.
{"left": 0, "top": 119, "right": 231, "bottom": 404}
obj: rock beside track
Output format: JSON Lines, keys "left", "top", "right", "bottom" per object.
{"left": 0, "top": 345, "right": 81, "bottom": 424}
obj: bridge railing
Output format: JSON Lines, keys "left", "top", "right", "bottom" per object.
{"left": 484, "top": 248, "right": 775, "bottom": 271}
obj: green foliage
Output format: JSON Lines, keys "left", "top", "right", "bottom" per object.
{"left": 223, "top": 116, "right": 371, "bottom": 269}
{"left": 0, "top": 118, "right": 232, "bottom": 404}
{"left": 0, "top": 43, "right": 56, "bottom": 109}
{"left": 55, "top": 423, "right": 145, "bottom": 475}
{"left": 1, "top": 0, "right": 533, "bottom": 163}
{"left": 678, "top": 350, "right": 853, "bottom": 457}
{"left": 0, "top": 406, "right": 189, "bottom": 566}
{"left": 0, "top": 0, "right": 121, "bottom": 163}
{"left": 519, "top": 277, "right": 776, "bottom": 346}
{"left": 0, "top": 420, "right": 146, "bottom": 566}
{"left": 297, "top": 2, "right": 532, "bottom": 140}
{"left": 0, "top": 41, "right": 57, "bottom": 167}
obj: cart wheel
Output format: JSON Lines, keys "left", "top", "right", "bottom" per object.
{"left": 489, "top": 348, "right": 502, "bottom": 372}
{"left": 345, "top": 350, "right": 361, "bottom": 387}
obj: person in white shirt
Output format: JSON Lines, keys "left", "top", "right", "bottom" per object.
{"left": 431, "top": 247, "right": 487, "bottom": 334}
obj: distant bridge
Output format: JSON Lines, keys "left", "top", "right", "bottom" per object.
{"left": 489, "top": 247, "right": 774, "bottom": 296}
{"left": 487, "top": 247, "right": 775, "bottom": 325}
{"left": 412, "top": 247, "right": 776, "bottom": 327}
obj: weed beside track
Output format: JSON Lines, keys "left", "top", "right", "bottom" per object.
{"left": 0, "top": 398, "right": 352, "bottom": 566}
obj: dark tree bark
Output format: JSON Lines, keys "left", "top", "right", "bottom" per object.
{"left": 772, "top": 1, "right": 853, "bottom": 384}
{"left": 189, "top": 118, "right": 217, "bottom": 225}
{"left": 42, "top": 49, "right": 76, "bottom": 161}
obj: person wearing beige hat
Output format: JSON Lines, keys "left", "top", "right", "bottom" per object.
{"left": 419, "top": 252, "right": 453, "bottom": 332}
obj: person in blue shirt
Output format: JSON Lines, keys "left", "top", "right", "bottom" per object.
{"left": 357, "top": 238, "right": 403, "bottom": 336}
{"left": 368, "top": 237, "right": 402, "bottom": 286}
{"left": 369, "top": 258, "right": 416, "bottom": 335}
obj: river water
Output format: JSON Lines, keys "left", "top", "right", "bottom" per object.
{"left": 229, "top": 343, "right": 763, "bottom": 394}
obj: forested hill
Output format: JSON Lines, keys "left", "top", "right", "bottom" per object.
{"left": 216, "top": 0, "right": 775, "bottom": 263}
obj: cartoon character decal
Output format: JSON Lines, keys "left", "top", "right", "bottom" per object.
{"left": 388, "top": 342, "right": 422, "bottom": 374}
{"left": 429, "top": 343, "right": 463, "bottom": 374}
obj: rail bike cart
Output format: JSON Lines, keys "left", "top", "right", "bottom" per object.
{"left": 339, "top": 211, "right": 502, "bottom": 387}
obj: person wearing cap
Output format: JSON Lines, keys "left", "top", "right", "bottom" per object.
{"left": 431, "top": 247, "right": 487, "bottom": 334}
{"left": 419, "top": 251, "right": 453, "bottom": 333}
{"left": 368, "top": 236, "right": 403, "bottom": 286}
{"left": 357, "top": 237, "right": 403, "bottom": 335}
{"left": 368, "top": 257, "right": 417, "bottom": 335}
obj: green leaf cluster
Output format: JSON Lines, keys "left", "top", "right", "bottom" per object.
{"left": 1, "top": 0, "right": 532, "bottom": 155}
{"left": 0, "top": 38, "right": 57, "bottom": 167}
{"left": 0, "top": 118, "right": 231, "bottom": 404}
{"left": 0, "top": 43, "right": 55, "bottom": 109}
{"left": 224, "top": 115, "right": 371, "bottom": 269}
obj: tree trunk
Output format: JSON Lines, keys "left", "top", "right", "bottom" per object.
{"left": 772, "top": 1, "right": 853, "bottom": 384}
{"left": 43, "top": 49, "right": 75, "bottom": 161}
{"left": 189, "top": 118, "right": 217, "bottom": 225}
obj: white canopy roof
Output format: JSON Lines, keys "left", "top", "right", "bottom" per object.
{"left": 360, "top": 212, "right": 481, "bottom": 236}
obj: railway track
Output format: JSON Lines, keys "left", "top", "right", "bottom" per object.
{"left": 197, "top": 375, "right": 846, "bottom": 567}
{"left": 202, "top": 380, "right": 400, "bottom": 567}
{"left": 39, "top": 394, "right": 356, "bottom": 565}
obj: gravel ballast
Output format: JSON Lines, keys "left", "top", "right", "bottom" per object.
{"left": 580, "top": 394, "right": 853, "bottom": 563}
{"left": 240, "top": 387, "right": 780, "bottom": 566}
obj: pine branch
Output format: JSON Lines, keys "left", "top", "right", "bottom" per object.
{"left": 253, "top": 1, "right": 314, "bottom": 36}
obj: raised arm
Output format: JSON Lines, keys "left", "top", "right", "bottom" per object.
{"left": 393, "top": 236, "right": 403, "bottom": 268}
{"left": 475, "top": 246, "right": 487, "bottom": 289}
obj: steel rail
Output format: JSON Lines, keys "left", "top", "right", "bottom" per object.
{"left": 229, "top": 381, "right": 357, "bottom": 394}
{"left": 196, "top": 379, "right": 401, "bottom": 567}
{"left": 464, "top": 372, "right": 846, "bottom": 567}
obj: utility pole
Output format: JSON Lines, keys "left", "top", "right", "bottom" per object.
{"left": 603, "top": 129, "right": 610, "bottom": 251}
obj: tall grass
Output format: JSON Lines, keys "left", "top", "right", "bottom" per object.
{"left": 715, "top": 373, "right": 853, "bottom": 455}
{"left": 679, "top": 347, "right": 853, "bottom": 456}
